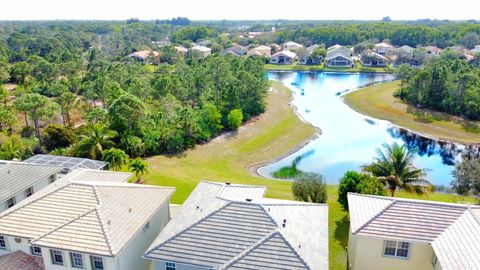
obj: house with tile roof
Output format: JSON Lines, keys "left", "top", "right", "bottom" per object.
{"left": 347, "top": 193, "right": 480, "bottom": 270}
{"left": 326, "top": 46, "right": 353, "bottom": 67}
{"left": 282, "top": 41, "right": 304, "bottom": 52}
{"left": 270, "top": 50, "right": 297, "bottom": 64}
{"left": 127, "top": 50, "right": 160, "bottom": 63}
{"left": 190, "top": 46, "right": 212, "bottom": 58}
{"left": 144, "top": 181, "right": 329, "bottom": 270}
{"left": 360, "top": 51, "right": 389, "bottom": 67}
{"left": 0, "top": 177, "right": 174, "bottom": 270}
{"left": 0, "top": 161, "right": 61, "bottom": 213}
{"left": 374, "top": 42, "right": 394, "bottom": 56}
{"left": 247, "top": 45, "right": 272, "bottom": 57}
{"left": 222, "top": 44, "right": 248, "bottom": 57}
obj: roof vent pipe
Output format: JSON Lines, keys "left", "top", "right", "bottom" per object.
{"left": 246, "top": 198, "right": 252, "bottom": 202}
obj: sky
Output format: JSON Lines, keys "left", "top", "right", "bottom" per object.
{"left": 0, "top": 0, "right": 479, "bottom": 21}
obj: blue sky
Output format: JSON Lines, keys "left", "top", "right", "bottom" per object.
{"left": 0, "top": 0, "right": 478, "bottom": 21}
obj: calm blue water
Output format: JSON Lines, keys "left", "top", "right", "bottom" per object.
{"left": 258, "top": 71, "right": 479, "bottom": 186}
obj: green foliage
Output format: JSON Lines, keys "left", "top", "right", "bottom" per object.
{"left": 102, "top": 148, "right": 129, "bottom": 171}
{"left": 128, "top": 157, "right": 149, "bottom": 183}
{"left": 227, "top": 109, "right": 243, "bottom": 130}
{"left": 291, "top": 172, "right": 327, "bottom": 203}
{"left": 72, "top": 123, "right": 117, "bottom": 160}
{"left": 171, "top": 26, "right": 215, "bottom": 43}
{"left": 42, "top": 124, "right": 76, "bottom": 151}
{"left": 86, "top": 108, "right": 108, "bottom": 124}
{"left": 338, "top": 171, "right": 387, "bottom": 211}
{"left": 363, "top": 142, "right": 432, "bottom": 196}
{"left": 0, "top": 135, "right": 37, "bottom": 160}
{"left": 452, "top": 158, "right": 480, "bottom": 196}
{"left": 398, "top": 55, "right": 480, "bottom": 120}
{"left": 108, "top": 93, "right": 145, "bottom": 132}
{"left": 120, "top": 135, "right": 145, "bottom": 157}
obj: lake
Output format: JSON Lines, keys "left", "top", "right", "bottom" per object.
{"left": 258, "top": 71, "right": 479, "bottom": 186}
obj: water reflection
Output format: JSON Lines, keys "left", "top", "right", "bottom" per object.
{"left": 258, "top": 71, "right": 479, "bottom": 186}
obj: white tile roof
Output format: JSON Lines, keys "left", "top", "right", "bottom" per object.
{"left": 145, "top": 181, "right": 328, "bottom": 270}
{"left": 63, "top": 168, "right": 132, "bottom": 183}
{"left": 0, "top": 179, "right": 174, "bottom": 257}
{"left": 272, "top": 50, "right": 297, "bottom": 59}
{"left": 0, "top": 161, "right": 62, "bottom": 203}
{"left": 348, "top": 193, "right": 480, "bottom": 270}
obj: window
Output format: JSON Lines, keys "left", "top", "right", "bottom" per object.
{"left": 0, "top": 236, "right": 6, "bottom": 249}
{"left": 70, "top": 252, "right": 84, "bottom": 268}
{"left": 30, "top": 246, "right": 42, "bottom": 256}
{"left": 6, "top": 197, "right": 15, "bottom": 208}
{"left": 91, "top": 256, "right": 104, "bottom": 270}
{"left": 49, "top": 175, "right": 56, "bottom": 184}
{"left": 383, "top": 240, "right": 410, "bottom": 259}
{"left": 51, "top": 250, "right": 64, "bottom": 265}
{"left": 25, "top": 187, "right": 33, "bottom": 197}
{"left": 165, "top": 261, "right": 176, "bottom": 270}
{"left": 432, "top": 253, "right": 438, "bottom": 267}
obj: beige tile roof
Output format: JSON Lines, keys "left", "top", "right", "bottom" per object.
{"left": 0, "top": 161, "right": 62, "bottom": 203}
{"left": 63, "top": 168, "right": 132, "bottom": 183}
{"left": 348, "top": 193, "right": 480, "bottom": 270}
{"left": 145, "top": 181, "right": 328, "bottom": 270}
{"left": 0, "top": 180, "right": 174, "bottom": 257}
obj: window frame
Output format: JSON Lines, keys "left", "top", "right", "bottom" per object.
{"left": 51, "top": 249, "right": 64, "bottom": 265}
{"left": 30, "top": 246, "right": 42, "bottom": 256}
{"left": 382, "top": 240, "right": 410, "bottom": 260}
{"left": 25, "top": 187, "right": 34, "bottom": 197}
{"left": 70, "top": 252, "right": 84, "bottom": 268}
{"left": 165, "top": 261, "right": 176, "bottom": 270}
{"left": 6, "top": 197, "right": 16, "bottom": 208}
{"left": 0, "top": 235, "right": 6, "bottom": 249}
{"left": 91, "top": 255, "right": 105, "bottom": 270}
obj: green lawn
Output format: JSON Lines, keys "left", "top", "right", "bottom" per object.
{"left": 344, "top": 81, "right": 480, "bottom": 144}
{"left": 143, "top": 80, "right": 476, "bottom": 270}
{"left": 265, "top": 61, "right": 395, "bottom": 73}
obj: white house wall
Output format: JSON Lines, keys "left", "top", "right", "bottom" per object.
{"left": 0, "top": 176, "right": 53, "bottom": 213}
{"left": 154, "top": 260, "right": 213, "bottom": 270}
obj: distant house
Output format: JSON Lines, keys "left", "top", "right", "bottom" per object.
{"left": 392, "top": 45, "right": 416, "bottom": 66}
{"left": 248, "top": 45, "right": 272, "bottom": 57}
{"left": 223, "top": 44, "right": 248, "bottom": 57}
{"left": 282, "top": 41, "right": 304, "bottom": 51}
{"left": 374, "top": 42, "right": 394, "bottom": 55}
{"left": 0, "top": 177, "right": 175, "bottom": 270}
{"left": 347, "top": 193, "right": 480, "bottom": 270}
{"left": 174, "top": 46, "right": 188, "bottom": 56}
{"left": 248, "top": 31, "right": 264, "bottom": 39}
{"left": 25, "top": 154, "right": 108, "bottom": 175}
{"left": 270, "top": 43, "right": 282, "bottom": 53}
{"left": 270, "top": 50, "right": 296, "bottom": 64}
{"left": 327, "top": 44, "right": 343, "bottom": 51}
{"left": 298, "top": 44, "right": 323, "bottom": 65}
{"left": 190, "top": 45, "right": 212, "bottom": 58}
{"left": 197, "top": 40, "right": 212, "bottom": 47}
{"left": 127, "top": 50, "right": 160, "bottom": 63}
{"left": 424, "top": 45, "right": 443, "bottom": 56}
{"left": 0, "top": 162, "right": 61, "bottom": 212}
{"left": 144, "top": 181, "right": 329, "bottom": 270}
{"left": 326, "top": 46, "right": 353, "bottom": 67}
{"left": 360, "top": 51, "right": 389, "bottom": 67}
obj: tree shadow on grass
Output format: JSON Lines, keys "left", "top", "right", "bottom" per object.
{"left": 334, "top": 215, "right": 350, "bottom": 251}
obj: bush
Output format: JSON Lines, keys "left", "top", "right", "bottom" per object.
{"left": 42, "top": 124, "right": 76, "bottom": 151}
{"left": 227, "top": 109, "right": 243, "bottom": 130}
{"left": 338, "top": 171, "right": 386, "bottom": 211}
{"left": 21, "top": 126, "right": 36, "bottom": 138}
{"left": 292, "top": 172, "right": 327, "bottom": 203}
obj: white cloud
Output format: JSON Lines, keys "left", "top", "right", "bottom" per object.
{"left": 0, "top": 0, "right": 478, "bottom": 20}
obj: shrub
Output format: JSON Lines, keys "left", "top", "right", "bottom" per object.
{"left": 21, "top": 126, "right": 36, "bottom": 138}
{"left": 338, "top": 171, "right": 386, "bottom": 211}
{"left": 292, "top": 172, "right": 327, "bottom": 203}
{"left": 227, "top": 109, "right": 243, "bottom": 131}
{"left": 42, "top": 124, "right": 76, "bottom": 151}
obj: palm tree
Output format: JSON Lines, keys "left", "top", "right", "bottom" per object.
{"left": 128, "top": 158, "right": 149, "bottom": 183}
{"left": 73, "top": 123, "right": 117, "bottom": 160}
{"left": 362, "top": 142, "right": 431, "bottom": 197}
{"left": 102, "top": 148, "right": 129, "bottom": 171}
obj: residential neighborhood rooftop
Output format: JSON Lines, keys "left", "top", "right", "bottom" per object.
{"left": 348, "top": 193, "right": 480, "bottom": 270}
{"left": 62, "top": 168, "right": 133, "bottom": 183}
{"left": 0, "top": 250, "right": 45, "bottom": 270}
{"left": 0, "top": 161, "right": 62, "bottom": 203}
{"left": 144, "top": 181, "right": 328, "bottom": 270}
{"left": 127, "top": 50, "right": 160, "bottom": 59}
{"left": 0, "top": 179, "right": 174, "bottom": 257}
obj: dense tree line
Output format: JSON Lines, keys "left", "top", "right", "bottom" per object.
{"left": 0, "top": 21, "right": 268, "bottom": 162}
{"left": 396, "top": 52, "right": 480, "bottom": 120}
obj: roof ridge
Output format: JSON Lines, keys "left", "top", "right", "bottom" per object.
{"left": 145, "top": 201, "right": 232, "bottom": 257}
{"left": 220, "top": 231, "right": 278, "bottom": 269}
{"left": 93, "top": 208, "right": 115, "bottom": 256}
{"left": 350, "top": 193, "right": 472, "bottom": 208}
{"left": 31, "top": 208, "right": 97, "bottom": 245}
{"left": 0, "top": 182, "right": 71, "bottom": 218}
{"left": 353, "top": 200, "right": 396, "bottom": 235}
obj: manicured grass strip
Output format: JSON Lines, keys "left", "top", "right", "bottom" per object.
{"left": 265, "top": 62, "right": 395, "bottom": 73}
{"left": 344, "top": 81, "right": 480, "bottom": 144}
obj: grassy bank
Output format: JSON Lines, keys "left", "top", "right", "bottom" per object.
{"left": 144, "top": 80, "right": 476, "bottom": 270}
{"left": 265, "top": 61, "right": 394, "bottom": 73}
{"left": 344, "top": 81, "right": 480, "bottom": 144}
